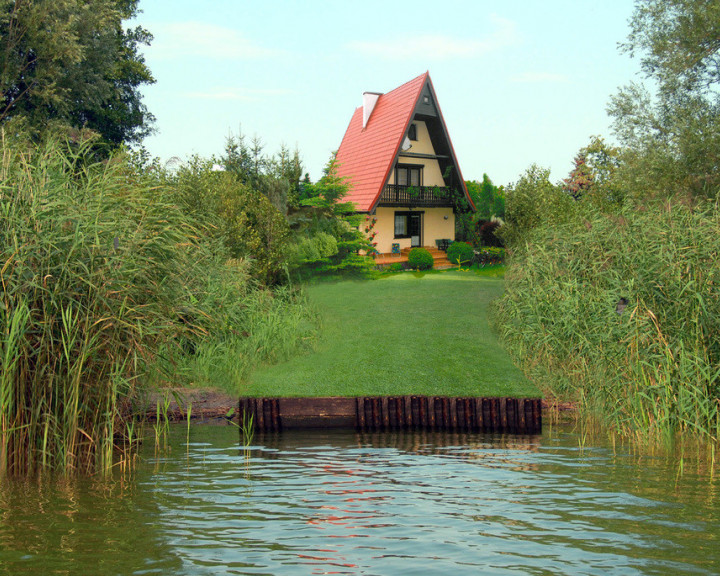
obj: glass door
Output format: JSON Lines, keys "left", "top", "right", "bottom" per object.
{"left": 409, "top": 214, "right": 421, "bottom": 247}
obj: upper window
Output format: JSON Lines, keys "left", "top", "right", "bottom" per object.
{"left": 408, "top": 123, "right": 417, "bottom": 141}
{"left": 396, "top": 164, "right": 422, "bottom": 187}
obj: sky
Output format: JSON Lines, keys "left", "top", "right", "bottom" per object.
{"left": 130, "top": 0, "right": 642, "bottom": 186}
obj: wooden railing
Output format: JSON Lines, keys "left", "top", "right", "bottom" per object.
{"left": 378, "top": 184, "right": 452, "bottom": 207}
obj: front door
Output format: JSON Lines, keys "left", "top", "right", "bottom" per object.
{"left": 409, "top": 214, "right": 421, "bottom": 247}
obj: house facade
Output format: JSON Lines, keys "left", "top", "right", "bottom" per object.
{"left": 335, "top": 72, "right": 474, "bottom": 255}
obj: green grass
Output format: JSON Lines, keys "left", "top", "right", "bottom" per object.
{"left": 244, "top": 271, "right": 539, "bottom": 398}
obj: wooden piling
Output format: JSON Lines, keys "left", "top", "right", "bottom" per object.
{"left": 239, "top": 396, "right": 542, "bottom": 434}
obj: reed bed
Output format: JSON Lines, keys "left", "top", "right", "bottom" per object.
{"left": 0, "top": 140, "right": 203, "bottom": 475}
{"left": 494, "top": 200, "right": 720, "bottom": 444}
{"left": 0, "top": 139, "right": 319, "bottom": 476}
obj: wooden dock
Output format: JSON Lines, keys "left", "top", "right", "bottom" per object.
{"left": 239, "top": 396, "right": 542, "bottom": 434}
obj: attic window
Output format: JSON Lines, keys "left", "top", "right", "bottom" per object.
{"left": 408, "top": 123, "right": 417, "bottom": 141}
{"left": 423, "top": 95, "right": 431, "bottom": 105}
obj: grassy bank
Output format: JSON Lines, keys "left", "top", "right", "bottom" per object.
{"left": 244, "top": 271, "right": 539, "bottom": 398}
{"left": 494, "top": 200, "right": 720, "bottom": 444}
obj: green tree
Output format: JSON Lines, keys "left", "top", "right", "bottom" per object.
{"left": 293, "top": 154, "right": 374, "bottom": 275}
{"left": 222, "top": 131, "right": 303, "bottom": 214}
{"left": 460, "top": 174, "right": 505, "bottom": 245}
{"left": 166, "top": 157, "right": 290, "bottom": 286}
{"left": 0, "top": 0, "right": 155, "bottom": 147}
{"left": 608, "top": 0, "right": 720, "bottom": 198}
{"left": 500, "top": 164, "right": 576, "bottom": 249}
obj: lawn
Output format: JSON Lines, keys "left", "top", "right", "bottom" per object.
{"left": 243, "top": 270, "right": 539, "bottom": 398}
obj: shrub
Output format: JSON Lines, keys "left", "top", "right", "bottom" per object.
{"left": 479, "top": 220, "right": 503, "bottom": 247}
{"left": 475, "top": 247, "right": 505, "bottom": 266}
{"left": 388, "top": 262, "right": 404, "bottom": 272}
{"left": 407, "top": 247, "right": 434, "bottom": 270}
{"left": 446, "top": 241, "right": 474, "bottom": 265}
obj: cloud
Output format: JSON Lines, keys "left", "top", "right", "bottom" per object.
{"left": 149, "top": 22, "right": 279, "bottom": 60}
{"left": 184, "top": 87, "right": 292, "bottom": 102}
{"left": 346, "top": 15, "right": 518, "bottom": 61}
{"left": 509, "top": 72, "right": 570, "bottom": 84}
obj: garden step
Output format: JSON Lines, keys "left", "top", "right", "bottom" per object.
{"left": 433, "top": 258, "right": 456, "bottom": 269}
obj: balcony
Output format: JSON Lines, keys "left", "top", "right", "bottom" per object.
{"left": 378, "top": 184, "right": 453, "bottom": 207}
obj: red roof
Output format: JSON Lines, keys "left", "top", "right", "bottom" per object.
{"left": 335, "top": 73, "right": 429, "bottom": 212}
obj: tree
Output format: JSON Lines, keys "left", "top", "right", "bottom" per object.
{"left": 499, "top": 164, "right": 576, "bottom": 249}
{"left": 608, "top": 0, "right": 720, "bottom": 198}
{"left": 222, "top": 131, "right": 303, "bottom": 214}
{"left": 0, "top": 0, "right": 155, "bottom": 147}
{"left": 293, "top": 154, "right": 374, "bottom": 275}
{"left": 563, "top": 153, "right": 595, "bottom": 200}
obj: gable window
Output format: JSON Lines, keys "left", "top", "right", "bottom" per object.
{"left": 408, "top": 123, "right": 417, "bottom": 141}
{"left": 396, "top": 164, "right": 422, "bottom": 187}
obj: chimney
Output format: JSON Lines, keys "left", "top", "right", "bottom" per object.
{"left": 362, "top": 92, "right": 382, "bottom": 129}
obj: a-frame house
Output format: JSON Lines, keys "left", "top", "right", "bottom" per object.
{"left": 335, "top": 72, "right": 474, "bottom": 258}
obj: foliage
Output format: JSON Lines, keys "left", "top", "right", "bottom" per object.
{"left": 221, "top": 131, "right": 303, "bottom": 212}
{"left": 159, "top": 285, "right": 318, "bottom": 395}
{"left": 466, "top": 174, "right": 505, "bottom": 219}
{"left": 407, "top": 247, "right": 434, "bottom": 270}
{"left": 0, "top": 0, "right": 155, "bottom": 149}
{"left": 446, "top": 241, "right": 474, "bottom": 266}
{"left": 493, "top": 200, "right": 720, "bottom": 443}
{"left": 285, "top": 232, "right": 338, "bottom": 268}
{"left": 165, "top": 158, "right": 291, "bottom": 286}
{"left": 0, "top": 139, "right": 319, "bottom": 476}
{"left": 291, "top": 154, "right": 374, "bottom": 277}
{"left": 499, "top": 164, "right": 577, "bottom": 249}
{"left": 477, "top": 220, "right": 503, "bottom": 247}
{"left": 608, "top": 0, "right": 720, "bottom": 199}
{"left": 562, "top": 153, "right": 594, "bottom": 200}
{"left": 474, "top": 246, "right": 505, "bottom": 266}
{"left": 0, "top": 139, "right": 205, "bottom": 475}
{"left": 459, "top": 174, "right": 505, "bottom": 242}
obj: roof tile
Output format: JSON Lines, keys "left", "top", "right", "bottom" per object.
{"left": 335, "top": 73, "right": 428, "bottom": 212}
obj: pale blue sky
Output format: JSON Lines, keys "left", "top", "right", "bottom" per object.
{"left": 131, "top": 1, "right": 640, "bottom": 185}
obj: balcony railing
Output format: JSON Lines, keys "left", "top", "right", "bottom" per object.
{"left": 378, "top": 184, "right": 453, "bottom": 207}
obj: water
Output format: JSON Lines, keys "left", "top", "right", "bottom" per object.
{"left": 1, "top": 425, "right": 718, "bottom": 575}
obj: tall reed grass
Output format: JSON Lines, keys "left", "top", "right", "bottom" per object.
{"left": 494, "top": 200, "right": 720, "bottom": 444}
{"left": 0, "top": 138, "right": 221, "bottom": 475}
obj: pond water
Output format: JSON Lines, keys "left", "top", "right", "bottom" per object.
{"left": 0, "top": 424, "right": 718, "bottom": 575}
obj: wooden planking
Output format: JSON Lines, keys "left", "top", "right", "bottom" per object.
{"left": 239, "top": 396, "right": 542, "bottom": 434}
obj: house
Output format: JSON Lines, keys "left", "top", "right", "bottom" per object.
{"left": 335, "top": 72, "right": 474, "bottom": 259}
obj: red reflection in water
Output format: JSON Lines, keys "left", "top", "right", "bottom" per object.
{"left": 300, "top": 462, "right": 388, "bottom": 572}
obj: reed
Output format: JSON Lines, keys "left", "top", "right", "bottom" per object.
{"left": 157, "top": 283, "right": 318, "bottom": 394}
{"left": 0, "top": 137, "right": 221, "bottom": 476}
{"left": 494, "top": 199, "right": 720, "bottom": 445}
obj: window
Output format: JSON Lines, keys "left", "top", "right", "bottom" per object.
{"left": 408, "top": 123, "right": 417, "bottom": 141}
{"left": 394, "top": 213, "right": 407, "bottom": 237}
{"left": 396, "top": 164, "right": 422, "bottom": 187}
{"left": 394, "top": 212, "right": 422, "bottom": 243}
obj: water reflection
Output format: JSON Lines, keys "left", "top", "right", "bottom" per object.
{"left": 0, "top": 475, "right": 184, "bottom": 575}
{"left": 0, "top": 424, "right": 718, "bottom": 576}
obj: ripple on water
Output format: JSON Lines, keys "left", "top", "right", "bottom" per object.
{"left": 0, "top": 426, "right": 718, "bottom": 576}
